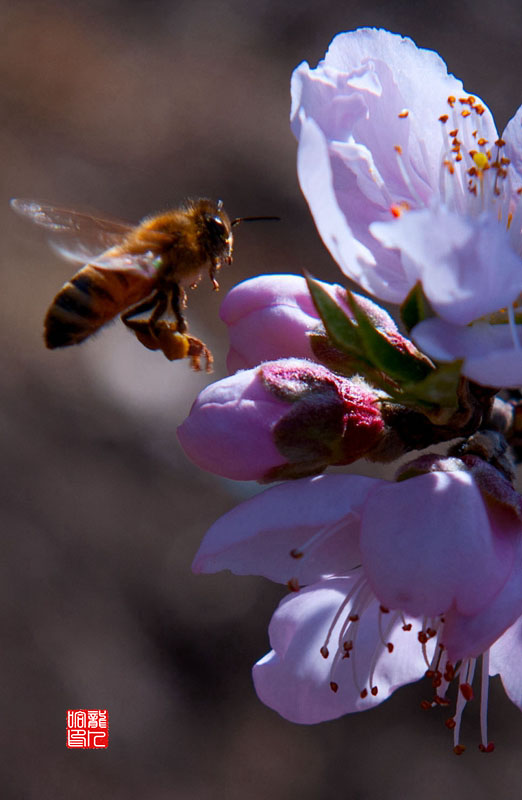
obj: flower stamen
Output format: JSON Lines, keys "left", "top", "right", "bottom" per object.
{"left": 289, "top": 516, "right": 355, "bottom": 560}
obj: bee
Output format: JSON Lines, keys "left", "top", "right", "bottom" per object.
{"left": 10, "top": 198, "right": 278, "bottom": 371}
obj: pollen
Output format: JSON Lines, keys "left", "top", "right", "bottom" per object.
{"left": 390, "top": 202, "right": 410, "bottom": 218}
{"left": 472, "top": 151, "right": 489, "bottom": 171}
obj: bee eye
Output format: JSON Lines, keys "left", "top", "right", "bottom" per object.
{"left": 204, "top": 215, "right": 229, "bottom": 245}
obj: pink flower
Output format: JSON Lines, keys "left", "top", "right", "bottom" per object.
{"left": 177, "top": 359, "right": 385, "bottom": 481}
{"left": 193, "top": 463, "right": 522, "bottom": 751}
{"left": 292, "top": 28, "right": 522, "bottom": 388}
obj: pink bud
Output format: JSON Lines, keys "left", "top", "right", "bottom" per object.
{"left": 220, "top": 274, "right": 333, "bottom": 372}
{"left": 221, "top": 273, "right": 416, "bottom": 377}
{"left": 177, "top": 358, "right": 385, "bottom": 481}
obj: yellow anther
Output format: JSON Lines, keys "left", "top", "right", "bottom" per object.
{"left": 473, "top": 151, "right": 489, "bottom": 171}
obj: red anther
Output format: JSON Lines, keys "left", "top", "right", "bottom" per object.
{"left": 478, "top": 742, "right": 495, "bottom": 753}
{"left": 444, "top": 666, "right": 455, "bottom": 682}
{"left": 402, "top": 623, "right": 412, "bottom": 632}
{"left": 360, "top": 688, "right": 368, "bottom": 699}
{"left": 426, "top": 669, "right": 435, "bottom": 679}
{"left": 445, "top": 717, "right": 456, "bottom": 730}
{"left": 439, "top": 114, "right": 449, "bottom": 123}
{"left": 449, "top": 128, "right": 458, "bottom": 136}
{"left": 386, "top": 643, "right": 394, "bottom": 653}
{"left": 330, "top": 681, "right": 338, "bottom": 693}
{"left": 394, "top": 144, "right": 403, "bottom": 154}
{"left": 448, "top": 96, "right": 456, "bottom": 107}
{"left": 495, "top": 138, "right": 506, "bottom": 147}
{"left": 459, "top": 683, "right": 474, "bottom": 701}
{"left": 398, "top": 110, "right": 409, "bottom": 118}
{"left": 343, "top": 640, "right": 353, "bottom": 652}
{"left": 371, "top": 686, "right": 378, "bottom": 696}
{"left": 453, "top": 745, "right": 466, "bottom": 756}
{"left": 348, "top": 614, "right": 359, "bottom": 622}
{"left": 477, "top": 138, "right": 488, "bottom": 146}
{"left": 434, "top": 695, "right": 450, "bottom": 707}
{"left": 418, "top": 631, "right": 428, "bottom": 644}
{"left": 379, "top": 605, "right": 389, "bottom": 613}
{"left": 426, "top": 628, "right": 437, "bottom": 638}
{"left": 420, "top": 700, "right": 432, "bottom": 711}
{"left": 320, "top": 645, "right": 329, "bottom": 659}
{"left": 461, "top": 109, "right": 471, "bottom": 118}
{"left": 390, "top": 205, "right": 402, "bottom": 218}
{"left": 475, "top": 104, "right": 485, "bottom": 115}
{"left": 287, "top": 577, "right": 300, "bottom": 592}
{"left": 455, "top": 154, "right": 463, "bottom": 162}
{"left": 290, "top": 548, "right": 303, "bottom": 559}
{"left": 500, "top": 157, "right": 511, "bottom": 165}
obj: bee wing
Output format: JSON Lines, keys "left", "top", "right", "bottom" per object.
{"left": 11, "top": 198, "right": 164, "bottom": 278}
{"left": 88, "top": 249, "right": 161, "bottom": 278}
{"left": 10, "top": 198, "right": 134, "bottom": 252}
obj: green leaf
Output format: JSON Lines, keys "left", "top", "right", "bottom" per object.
{"left": 305, "top": 273, "right": 362, "bottom": 355}
{"left": 402, "top": 360, "right": 463, "bottom": 410}
{"left": 345, "top": 289, "right": 434, "bottom": 384}
{"left": 400, "top": 281, "right": 435, "bottom": 333}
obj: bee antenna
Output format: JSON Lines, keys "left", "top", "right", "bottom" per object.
{"left": 231, "top": 216, "right": 281, "bottom": 227}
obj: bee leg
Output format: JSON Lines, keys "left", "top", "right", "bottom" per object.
{"left": 171, "top": 283, "right": 188, "bottom": 334}
{"left": 209, "top": 260, "right": 220, "bottom": 291}
{"left": 121, "top": 294, "right": 159, "bottom": 328}
{"left": 185, "top": 335, "right": 214, "bottom": 372}
{"left": 148, "top": 291, "right": 168, "bottom": 327}
{"left": 121, "top": 293, "right": 163, "bottom": 351}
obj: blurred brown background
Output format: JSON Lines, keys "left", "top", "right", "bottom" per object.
{"left": 2, "top": 1, "right": 521, "bottom": 798}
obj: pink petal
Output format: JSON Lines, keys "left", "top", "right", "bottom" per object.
{"left": 489, "top": 616, "right": 522, "bottom": 711}
{"left": 441, "top": 529, "right": 522, "bottom": 661}
{"left": 177, "top": 369, "right": 287, "bottom": 480}
{"left": 252, "top": 577, "right": 428, "bottom": 723}
{"left": 503, "top": 104, "right": 522, "bottom": 195}
{"left": 220, "top": 275, "right": 322, "bottom": 372}
{"left": 192, "top": 474, "right": 381, "bottom": 584}
{"left": 371, "top": 207, "right": 522, "bottom": 324}
{"left": 412, "top": 318, "right": 522, "bottom": 389}
{"left": 296, "top": 116, "right": 391, "bottom": 296}
{"left": 360, "top": 471, "right": 516, "bottom": 618}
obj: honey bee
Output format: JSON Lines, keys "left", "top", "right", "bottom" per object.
{"left": 11, "top": 198, "right": 278, "bottom": 371}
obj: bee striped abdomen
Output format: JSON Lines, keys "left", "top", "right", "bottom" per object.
{"left": 44, "top": 265, "right": 153, "bottom": 348}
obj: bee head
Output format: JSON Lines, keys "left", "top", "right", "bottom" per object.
{"left": 193, "top": 198, "right": 233, "bottom": 259}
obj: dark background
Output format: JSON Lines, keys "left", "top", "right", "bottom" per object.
{"left": 2, "top": 1, "right": 521, "bottom": 797}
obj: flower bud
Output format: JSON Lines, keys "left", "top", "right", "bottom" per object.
{"left": 220, "top": 274, "right": 322, "bottom": 372}
{"left": 177, "top": 358, "right": 385, "bottom": 481}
